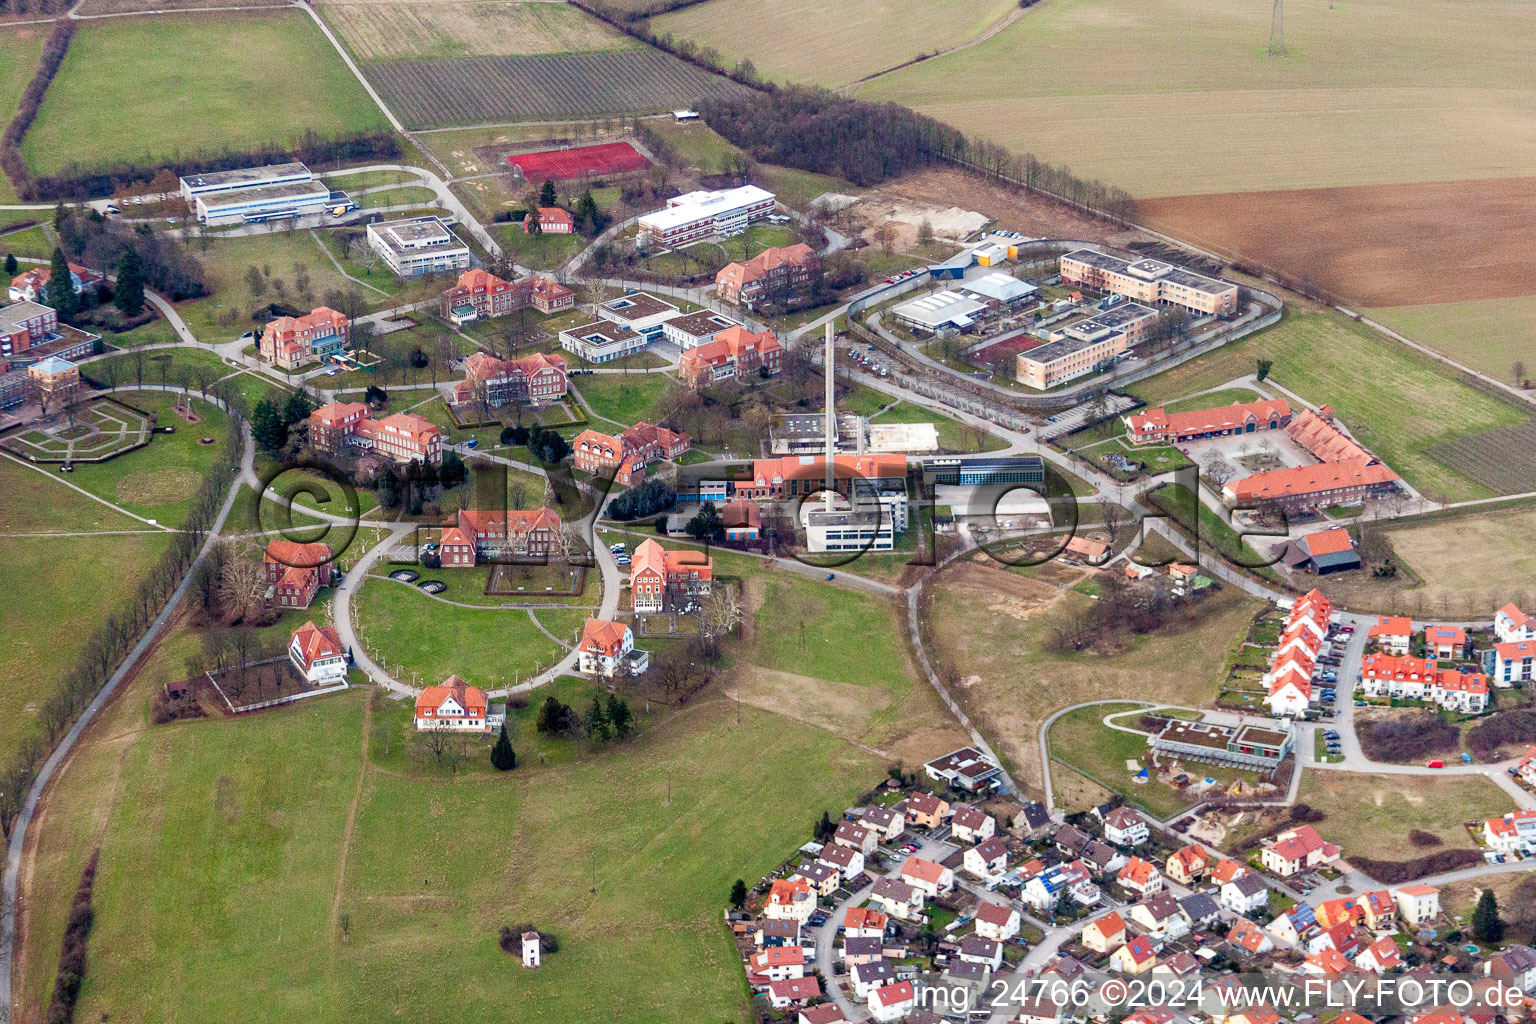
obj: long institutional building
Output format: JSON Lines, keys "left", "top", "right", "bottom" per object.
{"left": 366, "top": 216, "right": 472, "bottom": 278}
{"left": 180, "top": 162, "right": 332, "bottom": 226}
{"left": 636, "top": 185, "right": 775, "bottom": 249}
{"left": 1059, "top": 247, "right": 1241, "bottom": 317}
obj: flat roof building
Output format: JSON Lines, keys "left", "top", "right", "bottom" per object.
{"left": 890, "top": 290, "right": 987, "bottom": 333}
{"left": 559, "top": 319, "right": 647, "bottom": 364}
{"left": 179, "top": 161, "right": 311, "bottom": 200}
{"left": 1061, "top": 247, "right": 1240, "bottom": 317}
{"left": 1149, "top": 719, "right": 1293, "bottom": 769}
{"left": 1016, "top": 331, "right": 1125, "bottom": 390}
{"left": 922, "top": 455, "right": 1044, "bottom": 487}
{"left": 193, "top": 178, "right": 332, "bottom": 226}
{"left": 366, "top": 216, "right": 472, "bottom": 278}
{"left": 594, "top": 292, "right": 680, "bottom": 339}
{"left": 636, "top": 185, "right": 775, "bottom": 249}
{"left": 961, "top": 272, "right": 1037, "bottom": 306}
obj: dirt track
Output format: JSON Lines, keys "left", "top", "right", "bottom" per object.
{"left": 1138, "top": 176, "right": 1536, "bottom": 307}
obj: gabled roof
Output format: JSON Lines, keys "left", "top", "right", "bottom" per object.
{"left": 289, "top": 621, "right": 343, "bottom": 670}
{"left": 974, "top": 900, "right": 1017, "bottom": 928}
{"left": 414, "top": 675, "right": 487, "bottom": 717}
{"left": 901, "top": 856, "right": 947, "bottom": 884}
{"left": 579, "top": 617, "right": 630, "bottom": 658}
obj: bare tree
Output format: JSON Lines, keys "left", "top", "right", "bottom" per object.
{"left": 216, "top": 544, "right": 268, "bottom": 623}
{"left": 702, "top": 586, "right": 744, "bottom": 639}
{"left": 1097, "top": 498, "right": 1127, "bottom": 546}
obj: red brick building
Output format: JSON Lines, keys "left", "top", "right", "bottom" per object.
{"left": 439, "top": 268, "right": 574, "bottom": 325}
{"left": 572, "top": 421, "right": 691, "bottom": 485}
{"left": 309, "top": 402, "right": 442, "bottom": 464}
{"left": 677, "top": 326, "right": 782, "bottom": 387}
{"left": 715, "top": 244, "right": 820, "bottom": 308}
{"left": 264, "top": 539, "right": 334, "bottom": 609}
{"left": 438, "top": 507, "right": 563, "bottom": 566}
{"left": 451, "top": 350, "right": 568, "bottom": 409}
{"left": 259, "top": 306, "right": 350, "bottom": 369}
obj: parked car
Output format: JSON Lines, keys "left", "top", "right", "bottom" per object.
{"left": 825, "top": 573, "right": 836, "bottom": 581}
{"left": 463, "top": 438, "right": 478, "bottom": 449}
{"left": 1426, "top": 760, "right": 1444, "bottom": 769}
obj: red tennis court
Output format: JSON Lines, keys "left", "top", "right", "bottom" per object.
{"left": 505, "top": 141, "right": 651, "bottom": 181}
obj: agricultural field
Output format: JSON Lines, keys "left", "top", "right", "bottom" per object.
{"left": 857, "top": 0, "right": 1536, "bottom": 197}
{"left": 1368, "top": 295, "right": 1536, "bottom": 384}
{"left": 926, "top": 553, "right": 1263, "bottom": 795}
{"left": 22, "top": 12, "right": 389, "bottom": 176}
{"left": 320, "top": 0, "right": 634, "bottom": 62}
{"left": 1372, "top": 506, "right": 1536, "bottom": 617}
{"left": 367, "top": 49, "right": 746, "bottom": 129}
{"left": 0, "top": 28, "right": 45, "bottom": 202}
{"left": 652, "top": 0, "right": 1019, "bottom": 87}
{"left": 1294, "top": 772, "right": 1514, "bottom": 861}
{"left": 15, "top": 663, "right": 885, "bottom": 1024}
{"left": 1129, "top": 310, "right": 1536, "bottom": 504}
{"left": 74, "top": 0, "right": 287, "bottom": 12}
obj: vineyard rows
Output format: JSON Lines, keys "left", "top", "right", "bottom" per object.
{"left": 1428, "top": 418, "right": 1536, "bottom": 497}
{"left": 369, "top": 50, "right": 746, "bottom": 128}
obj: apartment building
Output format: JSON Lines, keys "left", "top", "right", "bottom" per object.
{"left": 1060, "top": 247, "right": 1240, "bottom": 316}
{"left": 636, "top": 185, "right": 775, "bottom": 248}
{"left": 309, "top": 401, "right": 442, "bottom": 464}
{"left": 259, "top": 306, "right": 350, "bottom": 369}
{"left": 715, "top": 243, "right": 820, "bottom": 308}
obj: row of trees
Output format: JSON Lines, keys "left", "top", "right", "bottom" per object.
{"left": 54, "top": 203, "right": 207, "bottom": 302}
{"left": 535, "top": 692, "right": 634, "bottom": 742}
{"left": 0, "top": 387, "right": 245, "bottom": 841}
{"left": 0, "top": 19, "right": 73, "bottom": 203}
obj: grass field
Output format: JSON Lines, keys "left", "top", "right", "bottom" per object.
{"left": 869, "top": 401, "right": 1006, "bottom": 454}
{"left": 1383, "top": 507, "right": 1536, "bottom": 616}
{"left": 0, "top": 458, "right": 151, "bottom": 533}
{"left": 928, "top": 556, "right": 1262, "bottom": 795}
{"left": 1129, "top": 310, "right": 1533, "bottom": 503}
{"left": 1369, "top": 296, "right": 1536, "bottom": 383}
{"left": 856, "top": 0, "right": 1536, "bottom": 197}
{"left": 22, "top": 12, "right": 389, "bottom": 176}
{"left": 322, "top": 0, "right": 633, "bottom": 62}
{"left": 0, "top": 28, "right": 45, "bottom": 202}
{"left": 1294, "top": 772, "right": 1513, "bottom": 861}
{"left": 352, "top": 577, "right": 572, "bottom": 690}
{"left": 59, "top": 392, "right": 230, "bottom": 528}
{"left": 654, "top": 0, "right": 1018, "bottom": 87}
{"left": 0, "top": 532, "right": 169, "bottom": 758}
{"left": 572, "top": 372, "right": 676, "bottom": 427}
{"left": 17, "top": 657, "right": 885, "bottom": 1023}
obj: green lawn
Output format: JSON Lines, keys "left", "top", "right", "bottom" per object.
{"left": 353, "top": 186, "right": 439, "bottom": 210}
{"left": 86, "top": 346, "right": 236, "bottom": 391}
{"left": 0, "top": 456, "right": 148, "bottom": 533}
{"left": 1130, "top": 309, "right": 1529, "bottom": 503}
{"left": 1161, "top": 386, "right": 1269, "bottom": 413}
{"left": 23, "top": 12, "right": 389, "bottom": 175}
{"left": 491, "top": 222, "right": 587, "bottom": 272}
{"left": 63, "top": 391, "right": 231, "bottom": 528}
{"left": 1295, "top": 772, "right": 1514, "bottom": 859}
{"left": 352, "top": 577, "right": 569, "bottom": 690}
{"left": 748, "top": 574, "right": 909, "bottom": 689}
{"left": 1145, "top": 482, "right": 1275, "bottom": 578}
{"left": 869, "top": 401, "right": 1007, "bottom": 453}
{"left": 22, "top": 676, "right": 882, "bottom": 1024}
{"left": 572, "top": 372, "right": 677, "bottom": 427}
{"left": 0, "top": 531, "right": 170, "bottom": 758}
{"left": 0, "top": 28, "right": 45, "bottom": 202}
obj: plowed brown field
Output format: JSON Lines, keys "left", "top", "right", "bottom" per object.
{"left": 1138, "top": 176, "right": 1536, "bottom": 307}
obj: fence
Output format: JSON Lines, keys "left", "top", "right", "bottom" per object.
{"left": 203, "top": 657, "right": 352, "bottom": 715}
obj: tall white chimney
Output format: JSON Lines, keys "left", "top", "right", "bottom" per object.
{"left": 824, "top": 322, "right": 836, "bottom": 505}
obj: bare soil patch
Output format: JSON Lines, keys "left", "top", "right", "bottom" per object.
{"left": 1138, "top": 176, "right": 1536, "bottom": 307}
{"left": 944, "top": 556, "right": 1068, "bottom": 622}
{"left": 726, "top": 667, "right": 893, "bottom": 750}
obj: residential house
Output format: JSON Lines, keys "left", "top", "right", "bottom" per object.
{"left": 972, "top": 900, "right": 1020, "bottom": 943}
{"left": 628, "top": 538, "right": 712, "bottom": 613}
{"left": 1309, "top": 921, "right": 1361, "bottom": 958}
{"left": 859, "top": 805, "right": 904, "bottom": 843}
{"left": 767, "top": 976, "right": 819, "bottom": 1010}
{"left": 1268, "top": 903, "right": 1318, "bottom": 945}
{"left": 766, "top": 878, "right": 816, "bottom": 924}
{"left": 1426, "top": 625, "right": 1469, "bottom": 661}
{"left": 1354, "top": 936, "right": 1403, "bottom": 973}
{"left": 1492, "top": 640, "right": 1536, "bottom": 687}
{"left": 1082, "top": 911, "right": 1127, "bottom": 954}
{"left": 843, "top": 906, "right": 887, "bottom": 939}
{"left": 850, "top": 960, "right": 896, "bottom": 999}
{"left": 526, "top": 207, "right": 574, "bottom": 234}
{"left": 755, "top": 919, "right": 800, "bottom": 947}
{"left": 451, "top": 350, "right": 569, "bottom": 408}
{"left": 1226, "top": 918, "right": 1274, "bottom": 957}
{"left": 1315, "top": 897, "right": 1364, "bottom": 930}
{"left": 867, "top": 980, "right": 916, "bottom": 1022}
{"left": 840, "top": 935, "right": 883, "bottom": 968}
{"left": 963, "top": 837, "right": 1009, "bottom": 881}
{"left": 1116, "top": 857, "right": 1163, "bottom": 897}
{"left": 1221, "top": 873, "right": 1269, "bottom": 915}
{"left": 748, "top": 945, "right": 806, "bottom": 981}
{"left": 1484, "top": 945, "right": 1536, "bottom": 991}
{"left": 1360, "top": 653, "right": 1490, "bottom": 713}
{"left": 870, "top": 877, "right": 922, "bottom": 921}
{"left": 438, "top": 508, "right": 564, "bottom": 566}
{"left": 287, "top": 621, "right": 347, "bottom": 686}
{"left": 1303, "top": 948, "right": 1355, "bottom": 976}
{"left": 1179, "top": 892, "right": 1222, "bottom": 931}
{"left": 900, "top": 856, "right": 954, "bottom": 898}
{"left": 951, "top": 804, "right": 996, "bottom": 844}
{"left": 1165, "top": 845, "right": 1209, "bottom": 886}
{"left": 414, "top": 676, "right": 501, "bottom": 733}
{"left": 1495, "top": 603, "right": 1536, "bottom": 643}
{"left": 1018, "top": 800, "right": 1053, "bottom": 835}
{"left": 1101, "top": 806, "right": 1149, "bottom": 847}
{"left": 715, "top": 243, "right": 821, "bottom": 308}
{"left": 677, "top": 326, "right": 783, "bottom": 387}
{"left": 259, "top": 306, "right": 349, "bottom": 369}
{"left": 1052, "top": 824, "right": 1090, "bottom": 858}
{"left": 798, "top": 1006, "right": 847, "bottom": 1024}
{"left": 833, "top": 821, "right": 877, "bottom": 856}
{"left": 1110, "top": 935, "right": 1157, "bottom": 975}
{"left": 1361, "top": 889, "right": 1398, "bottom": 931}
{"left": 790, "top": 861, "right": 839, "bottom": 899}
{"left": 1261, "top": 825, "right": 1339, "bottom": 876}
{"left": 1482, "top": 809, "right": 1536, "bottom": 854}
{"left": 1515, "top": 746, "right": 1536, "bottom": 787}
{"left": 1131, "top": 892, "right": 1189, "bottom": 940}
{"left": 1210, "top": 858, "right": 1250, "bottom": 886}
{"left": 898, "top": 791, "right": 950, "bottom": 830}
{"left": 958, "top": 933, "right": 1003, "bottom": 971}
{"left": 264, "top": 539, "right": 333, "bottom": 610}
{"left": 577, "top": 618, "right": 646, "bottom": 678}
{"left": 7, "top": 262, "right": 103, "bottom": 304}
{"left": 1080, "top": 840, "right": 1126, "bottom": 877}
{"left": 1368, "top": 615, "right": 1413, "bottom": 654}
{"left": 818, "top": 842, "right": 864, "bottom": 883}
{"left": 572, "top": 421, "right": 691, "bottom": 485}
{"left": 1153, "top": 951, "right": 1200, "bottom": 980}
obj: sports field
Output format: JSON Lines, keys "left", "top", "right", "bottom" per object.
{"left": 15, "top": 657, "right": 885, "bottom": 1024}
{"left": 855, "top": 0, "right": 1536, "bottom": 198}
{"left": 653, "top": 0, "right": 1019, "bottom": 87}
{"left": 22, "top": 12, "right": 389, "bottom": 176}
{"left": 506, "top": 140, "right": 650, "bottom": 182}
{"left": 321, "top": 0, "right": 632, "bottom": 62}
{"left": 1128, "top": 310, "right": 1535, "bottom": 504}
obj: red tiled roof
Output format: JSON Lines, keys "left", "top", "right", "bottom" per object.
{"left": 579, "top": 618, "right": 629, "bottom": 658}
{"left": 1303, "top": 528, "right": 1354, "bottom": 556}
{"left": 1288, "top": 407, "right": 1371, "bottom": 463}
{"left": 901, "top": 856, "right": 946, "bottom": 884}
{"left": 1127, "top": 397, "right": 1290, "bottom": 439}
{"left": 414, "top": 675, "right": 487, "bottom": 718}
{"left": 1227, "top": 457, "right": 1399, "bottom": 502}
{"left": 1368, "top": 615, "right": 1413, "bottom": 638}
{"left": 289, "top": 621, "right": 342, "bottom": 669}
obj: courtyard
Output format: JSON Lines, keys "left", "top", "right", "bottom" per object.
{"left": 0, "top": 397, "right": 155, "bottom": 463}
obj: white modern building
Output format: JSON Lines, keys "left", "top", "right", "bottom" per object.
{"left": 366, "top": 216, "right": 472, "bottom": 278}
{"left": 890, "top": 290, "right": 987, "bottom": 333}
{"left": 559, "top": 319, "right": 647, "bottom": 363}
{"left": 593, "top": 292, "right": 680, "bottom": 342}
{"left": 960, "top": 272, "right": 1038, "bottom": 307}
{"left": 181, "top": 162, "right": 332, "bottom": 226}
{"left": 636, "top": 185, "right": 775, "bottom": 248}
{"left": 660, "top": 308, "right": 739, "bottom": 350}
